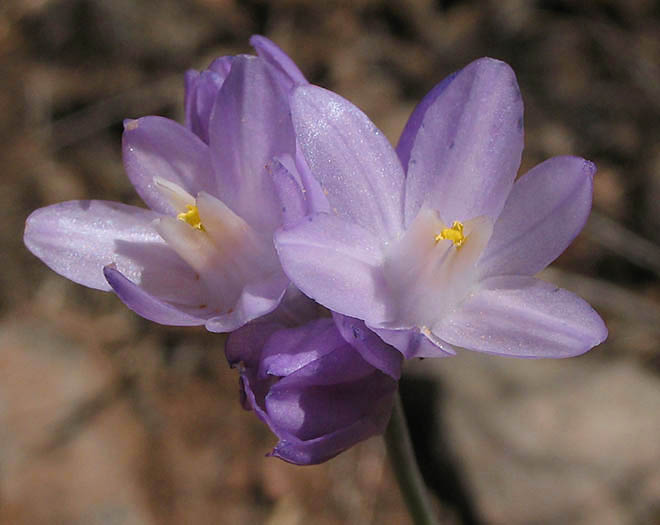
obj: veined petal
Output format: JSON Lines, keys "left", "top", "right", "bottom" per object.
{"left": 291, "top": 85, "right": 405, "bottom": 241}
{"left": 104, "top": 266, "right": 206, "bottom": 326}
{"left": 404, "top": 58, "right": 524, "bottom": 226}
{"left": 122, "top": 116, "right": 214, "bottom": 215}
{"left": 433, "top": 276, "right": 608, "bottom": 358}
{"left": 209, "top": 55, "right": 296, "bottom": 232}
{"left": 478, "top": 156, "right": 596, "bottom": 279}
{"left": 24, "top": 200, "right": 166, "bottom": 291}
{"left": 275, "top": 213, "right": 390, "bottom": 325}
{"left": 249, "top": 35, "right": 308, "bottom": 87}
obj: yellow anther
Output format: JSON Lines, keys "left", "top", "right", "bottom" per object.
{"left": 435, "top": 220, "right": 465, "bottom": 247}
{"left": 177, "top": 205, "right": 205, "bottom": 231}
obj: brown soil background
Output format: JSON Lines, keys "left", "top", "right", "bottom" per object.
{"left": 2, "top": 1, "right": 660, "bottom": 524}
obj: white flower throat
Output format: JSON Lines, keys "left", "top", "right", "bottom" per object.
{"left": 383, "top": 208, "right": 493, "bottom": 330}
{"left": 152, "top": 177, "right": 279, "bottom": 314}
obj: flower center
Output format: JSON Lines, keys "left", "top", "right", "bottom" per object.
{"left": 435, "top": 220, "right": 465, "bottom": 247}
{"left": 177, "top": 205, "right": 205, "bottom": 231}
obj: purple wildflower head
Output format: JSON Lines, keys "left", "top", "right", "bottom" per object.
{"left": 226, "top": 311, "right": 401, "bottom": 465}
{"left": 275, "top": 57, "right": 608, "bottom": 359}
{"left": 24, "top": 36, "right": 308, "bottom": 333}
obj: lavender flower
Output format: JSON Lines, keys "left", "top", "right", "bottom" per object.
{"left": 275, "top": 58, "right": 608, "bottom": 359}
{"left": 24, "top": 37, "right": 307, "bottom": 332}
{"left": 227, "top": 309, "right": 401, "bottom": 465}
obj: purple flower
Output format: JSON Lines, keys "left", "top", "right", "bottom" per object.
{"left": 24, "top": 37, "right": 308, "bottom": 332}
{"left": 275, "top": 58, "right": 608, "bottom": 359}
{"left": 226, "top": 310, "right": 401, "bottom": 465}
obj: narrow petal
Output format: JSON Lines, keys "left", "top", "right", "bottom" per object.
{"left": 104, "top": 266, "right": 205, "bottom": 326}
{"left": 269, "top": 157, "right": 307, "bottom": 229}
{"left": 122, "top": 116, "right": 214, "bottom": 215}
{"left": 209, "top": 55, "right": 296, "bottom": 232}
{"left": 478, "top": 156, "right": 596, "bottom": 279}
{"left": 275, "top": 213, "right": 390, "bottom": 325}
{"left": 433, "top": 276, "right": 608, "bottom": 358}
{"left": 396, "top": 71, "right": 457, "bottom": 171}
{"left": 333, "top": 314, "right": 402, "bottom": 379}
{"left": 25, "top": 200, "right": 162, "bottom": 291}
{"left": 291, "top": 85, "right": 405, "bottom": 241}
{"left": 184, "top": 69, "right": 226, "bottom": 143}
{"left": 249, "top": 35, "right": 308, "bottom": 87}
{"left": 404, "top": 58, "right": 524, "bottom": 225}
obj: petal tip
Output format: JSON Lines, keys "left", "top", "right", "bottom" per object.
{"left": 123, "top": 118, "right": 139, "bottom": 132}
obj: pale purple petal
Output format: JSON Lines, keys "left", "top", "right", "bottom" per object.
{"left": 249, "top": 35, "right": 308, "bottom": 87}
{"left": 104, "top": 266, "right": 205, "bottom": 326}
{"left": 209, "top": 55, "right": 296, "bottom": 232}
{"left": 184, "top": 69, "right": 225, "bottom": 143}
{"left": 122, "top": 116, "right": 214, "bottom": 215}
{"left": 25, "top": 200, "right": 161, "bottom": 291}
{"left": 373, "top": 326, "right": 456, "bottom": 359}
{"left": 204, "top": 272, "right": 289, "bottom": 333}
{"left": 259, "top": 319, "right": 344, "bottom": 378}
{"left": 291, "top": 85, "right": 405, "bottom": 241}
{"left": 295, "top": 147, "right": 329, "bottom": 214}
{"left": 478, "top": 156, "right": 596, "bottom": 279}
{"left": 433, "top": 276, "right": 608, "bottom": 358}
{"left": 396, "top": 71, "right": 457, "bottom": 171}
{"left": 207, "top": 56, "right": 234, "bottom": 77}
{"left": 269, "top": 157, "right": 306, "bottom": 229}
{"left": 404, "top": 58, "right": 524, "bottom": 225}
{"left": 333, "top": 313, "right": 402, "bottom": 379}
{"left": 275, "top": 213, "right": 391, "bottom": 325}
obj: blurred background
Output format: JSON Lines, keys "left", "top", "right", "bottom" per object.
{"left": 2, "top": 0, "right": 660, "bottom": 523}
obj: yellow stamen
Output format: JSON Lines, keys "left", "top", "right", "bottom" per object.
{"left": 177, "top": 205, "right": 205, "bottom": 231}
{"left": 435, "top": 220, "right": 465, "bottom": 247}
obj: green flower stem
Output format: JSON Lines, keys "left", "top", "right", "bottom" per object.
{"left": 385, "top": 391, "right": 439, "bottom": 525}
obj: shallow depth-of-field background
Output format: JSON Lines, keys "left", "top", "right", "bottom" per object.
{"left": 2, "top": 1, "right": 660, "bottom": 523}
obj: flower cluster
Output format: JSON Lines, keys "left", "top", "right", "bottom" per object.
{"left": 24, "top": 36, "right": 607, "bottom": 464}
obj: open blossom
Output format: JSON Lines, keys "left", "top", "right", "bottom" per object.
{"left": 275, "top": 57, "right": 608, "bottom": 359}
{"left": 227, "top": 307, "right": 401, "bottom": 465}
{"left": 24, "top": 37, "right": 307, "bottom": 332}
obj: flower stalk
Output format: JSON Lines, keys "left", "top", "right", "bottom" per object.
{"left": 385, "top": 391, "right": 439, "bottom": 525}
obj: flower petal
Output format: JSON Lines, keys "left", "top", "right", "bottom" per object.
{"left": 433, "top": 276, "right": 608, "bottom": 358}
{"left": 184, "top": 69, "right": 226, "bottom": 143}
{"left": 404, "top": 58, "right": 524, "bottom": 225}
{"left": 24, "top": 200, "right": 164, "bottom": 291}
{"left": 275, "top": 213, "right": 390, "bottom": 325}
{"left": 291, "top": 85, "right": 405, "bottom": 241}
{"left": 122, "top": 116, "right": 214, "bottom": 215}
{"left": 209, "top": 55, "right": 296, "bottom": 232}
{"left": 204, "top": 272, "right": 288, "bottom": 333}
{"left": 333, "top": 314, "right": 403, "bottom": 379}
{"left": 269, "top": 157, "right": 307, "bottom": 229}
{"left": 396, "top": 71, "right": 457, "bottom": 172}
{"left": 104, "top": 266, "right": 205, "bottom": 326}
{"left": 478, "top": 156, "right": 596, "bottom": 279}
{"left": 372, "top": 326, "right": 456, "bottom": 359}
{"left": 259, "top": 318, "right": 345, "bottom": 378}
{"left": 249, "top": 35, "right": 308, "bottom": 87}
